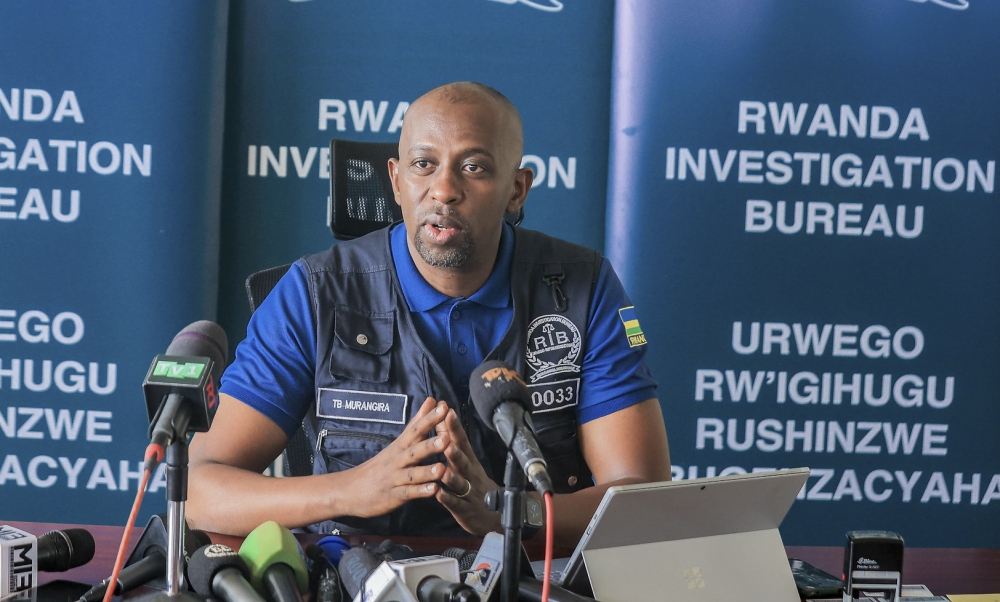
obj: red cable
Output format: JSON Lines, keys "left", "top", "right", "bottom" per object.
{"left": 542, "top": 491, "right": 554, "bottom": 602}
{"left": 102, "top": 466, "right": 151, "bottom": 602}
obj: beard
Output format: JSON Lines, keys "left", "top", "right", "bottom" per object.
{"left": 412, "top": 208, "right": 476, "bottom": 268}
{"left": 413, "top": 226, "right": 475, "bottom": 268}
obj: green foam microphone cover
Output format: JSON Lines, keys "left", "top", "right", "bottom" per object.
{"left": 238, "top": 521, "right": 310, "bottom": 593}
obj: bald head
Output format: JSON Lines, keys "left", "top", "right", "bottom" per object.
{"left": 402, "top": 81, "right": 524, "bottom": 172}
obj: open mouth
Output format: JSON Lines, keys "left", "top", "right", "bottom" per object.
{"left": 421, "top": 214, "right": 464, "bottom": 244}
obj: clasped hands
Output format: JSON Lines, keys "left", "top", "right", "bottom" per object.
{"left": 345, "top": 397, "right": 502, "bottom": 536}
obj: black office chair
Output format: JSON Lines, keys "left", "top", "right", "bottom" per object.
{"left": 245, "top": 139, "right": 525, "bottom": 477}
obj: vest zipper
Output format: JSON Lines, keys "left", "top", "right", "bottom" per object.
{"left": 315, "top": 428, "right": 397, "bottom": 452}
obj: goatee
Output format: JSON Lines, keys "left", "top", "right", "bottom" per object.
{"left": 413, "top": 228, "right": 475, "bottom": 268}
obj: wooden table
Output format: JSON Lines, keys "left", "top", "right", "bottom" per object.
{"left": 5, "top": 521, "right": 999, "bottom": 596}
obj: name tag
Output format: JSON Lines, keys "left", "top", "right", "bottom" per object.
{"left": 527, "top": 378, "right": 579, "bottom": 414}
{"left": 317, "top": 388, "right": 409, "bottom": 424}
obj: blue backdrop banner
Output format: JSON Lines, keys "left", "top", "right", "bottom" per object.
{"left": 0, "top": 1, "right": 228, "bottom": 524}
{"left": 608, "top": 0, "right": 999, "bottom": 546}
{"left": 216, "top": 0, "right": 614, "bottom": 352}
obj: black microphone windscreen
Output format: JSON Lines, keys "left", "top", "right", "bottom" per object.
{"left": 165, "top": 320, "right": 228, "bottom": 380}
{"left": 187, "top": 544, "right": 248, "bottom": 596}
{"left": 38, "top": 528, "right": 95, "bottom": 572}
{"left": 441, "top": 548, "right": 478, "bottom": 572}
{"left": 468, "top": 361, "right": 530, "bottom": 430}
{"left": 338, "top": 547, "right": 381, "bottom": 599}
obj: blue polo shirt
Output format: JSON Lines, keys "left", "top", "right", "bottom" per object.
{"left": 221, "top": 224, "right": 656, "bottom": 437}
{"left": 393, "top": 222, "right": 514, "bottom": 406}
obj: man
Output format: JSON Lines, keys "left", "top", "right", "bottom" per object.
{"left": 187, "top": 82, "right": 671, "bottom": 547}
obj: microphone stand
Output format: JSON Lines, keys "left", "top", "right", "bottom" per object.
{"left": 164, "top": 410, "right": 192, "bottom": 597}
{"left": 500, "top": 452, "right": 525, "bottom": 602}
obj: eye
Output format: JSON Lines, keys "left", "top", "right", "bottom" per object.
{"left": 464, "top": 163, "right": 486, "bottom": 173}
{"left": 411, "top": 159, "right": 432, "bottom": 171}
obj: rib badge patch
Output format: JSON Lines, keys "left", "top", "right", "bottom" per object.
{"left": 618, "top": 306, "right": 647, "bottom": 348}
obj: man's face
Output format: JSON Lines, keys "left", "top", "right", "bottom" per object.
{"left": 388, "top": 94, "right": 530, "bottom": 273}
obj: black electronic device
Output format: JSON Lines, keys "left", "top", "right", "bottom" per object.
{"left": 843, "top": 531, "right": 904, "bottom": 602}
{"left": 789, "top": 558, "right": 844, "bottom": 599}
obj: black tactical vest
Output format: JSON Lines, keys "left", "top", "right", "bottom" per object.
{"left": 297, "top": 226, "right": 601, "bottom": 536}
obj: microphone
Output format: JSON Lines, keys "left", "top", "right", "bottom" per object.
{"left": 79, "top": 553, "right": 165, "bottom": 602}
{"left": 339, "top": 540, "right": 428, "bottom": 599}
{"left": 416, "top": 575, "right": 479, "bottom": 602}
{"left": 304, "top": 545, "right": 343, "bottom": 602}
{"left": 440, "top": 548, "right": 478, "bottom": 572}
{"left": 37, "top": 529, "right": 96, "bottom": 572}
{"left": 315, "top": 535, "right": 351, "bottom": 567}
{"left": 469, "top": 361, "right": 554, "bottom": 494}
{"left": 462, "top": 532, "right": 503, "bottom": 601}
{"left": 338, "top": 547, "right": 381, "bottom": 600}
{"left": 188, "top": 544, "right": 266, "bottom": 602}
{"left": 238, "top": 522, "right": 309, "bottom": 602}
{"left": 143, "top": 321, "right": 228, "bottom": 466}
{"left": 77, "top": 528, "right": 211, "bottom": 601}
{"left": 343, "top": 554, "right": 477, "bottom": 602}
{"left": 0, "top": 526, "right": 95, "bottom": 598}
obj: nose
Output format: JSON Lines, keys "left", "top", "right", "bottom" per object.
{"left": 429, "top": 164, "right": 462, "bottom": 205}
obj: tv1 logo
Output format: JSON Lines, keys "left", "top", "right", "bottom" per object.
{"left": 1, "top": 526, "right": 37, "bottom": 599}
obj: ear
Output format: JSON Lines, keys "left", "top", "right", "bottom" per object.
{"left": 506, "top": 166, "right": 533, "bottom": 214}
{"left": 388, "top": 157, "right": 402, "bottom": 207}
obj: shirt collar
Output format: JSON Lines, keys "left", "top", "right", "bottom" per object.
{"left": 390, "top": 221, "right": 514, "bottom": 312}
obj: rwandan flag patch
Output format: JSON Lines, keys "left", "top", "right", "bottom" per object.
{"left": 618, "top": 306, "right": 647, "bottom": 348}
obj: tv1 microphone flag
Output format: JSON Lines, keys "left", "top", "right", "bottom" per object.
{"left": 143, "top": 320, "right": 228, "bottom": 467}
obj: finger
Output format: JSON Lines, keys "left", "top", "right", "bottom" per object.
{"left": 439, "top": 466, "right": 472, "bottom": 499}
{"left": 401, "top": 399, "right": 448, "bottom": 444}
{"left": 440, "top": 444, "right": 480, "bottom": 494}
{"left": 394, "top": 461, "right": 445, "bottom": 487}
{"left": 400, "top": 433, "right": 450, "bottom": 466}
{"left": 441, "top": 409, "right": 477, "bottom": 459}
{"left": 435, "top": 483, "right": 478, "bottom": 510}
{"left": 441, "top": 439, "right": 470, "bottom": 470}
{"left": 436, "top": 487, "right": 461, "bottom": 508}
{"left": 414, "top": 396, "right": 436, "bottom": 417}
{"left": 399, "top": 481, "right": 439, "bottom": 501}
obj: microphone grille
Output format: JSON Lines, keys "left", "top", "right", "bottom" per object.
{"left": 165, "top": 320, "right": 229, "bottom": 380}
{"left": 441, "top": 547, "right": 477, "bottom": 572}
{"left": 188, "top": 544, "right": 248, "bottom": 596}
{"left": 41, "top": 528, "right": 95, "bottom": 571}
{"left": 468, "top": 360, "right": 530, "bottom": 429}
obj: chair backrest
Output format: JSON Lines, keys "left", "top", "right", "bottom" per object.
{"left": 327, "top": 139, "right": 524, "bottom": 241}
{"left": 244, "top": 264, "right": 314, "bottom": 478}
{"left": 328, "top": 140, "right": 400, "bottom": 240}
{"left": 245, "top": 264, "right": 291, "bottom": 312}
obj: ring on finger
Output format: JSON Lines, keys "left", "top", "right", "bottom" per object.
{"left": 454, "top": 477, "right": 472, "bottom": 499}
